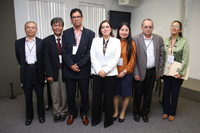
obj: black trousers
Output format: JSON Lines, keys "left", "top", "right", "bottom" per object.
{"left": 92, "top": 75, "right": 116, "bottom": 126}
{"left": 133, "top": 67, "right": 156, "bottom": 115}
{"left": 65, "top": 78, "right": 89, "bottom": 116}
{"left": 163, "top": 75, "right": 183, "bottom": 116}
{"left": 23, "top": 65, "right": 45, "bottom": 119}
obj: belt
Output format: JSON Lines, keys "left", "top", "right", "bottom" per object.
{"left": 26, "top": 62, "right": 37, "bottom": 66}
{"left": 146, "top": 67, "right": 155, "bottom": 70}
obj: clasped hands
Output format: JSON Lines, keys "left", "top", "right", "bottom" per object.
{"left": 70, "top": 63, "right": 81, "bottom": 72}
{"left": 98, "top": 70, "right": 106, "bottom": 78}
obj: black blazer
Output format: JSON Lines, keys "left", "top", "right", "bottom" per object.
{"left": 43, "top": 34, "right": 64, "bottom": 81}
{"left": 15, "top": 37, "right": 45, "bottom": 85}
{"left": 62, "top": 27, "right": 95, "bottom": 79}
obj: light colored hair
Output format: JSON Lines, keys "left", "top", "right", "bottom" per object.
{"left": 24, "top": 21, "right": 37, "bottom": 29}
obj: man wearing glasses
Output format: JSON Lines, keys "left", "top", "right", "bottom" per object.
{"left": 62, "top": 8, "right": 95, "bottom": 125}
{"left": 132, "top": 19, "right": 164, "bottom": 123}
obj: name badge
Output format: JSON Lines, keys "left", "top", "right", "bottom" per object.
{"left": 72, "top": 45, "right": 78, "bottom": 55}
{"left": 27, "top": 56, "right": 35, "bottom": 64}
{"left": 168, "top": 55, "right": 174, "bottom": 64}
{"left": 118, "top": 58, "right": 123, "bottom": 66}
{"left": 59, "top": 55, "right": 62, "bottom": 63}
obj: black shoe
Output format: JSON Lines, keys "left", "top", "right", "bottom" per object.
{"left": 134, "top": 114, "right": 140, "bottom": 122}
{"left": 39, "top": 117, "right": 45, "bottom": 123}
{"left": 142, "top": 115, "right": 149, "bottom": 123}
{"left": 113, "top": 114, "right": 119, "bottom": 121}
{"left": 104, "top": 123, "right": 113, "bottom": 128}
{"left": 92, "top": 121, "right": 100, "bottom": 126}
{"left": 54, "top": 115, "right": 60, "bottom": 122}
{"left": 25, "top": 118, "right": 32, "bottom": 126}
{"left": 118, "top": 117, "right": 125, "bottom": 123}
{"left": 60, "top": 115, "right": 66, "bottom": 122}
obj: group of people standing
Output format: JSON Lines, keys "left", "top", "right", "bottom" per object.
{"left": 15, "top": 8, "right": 189, "bottom": 128}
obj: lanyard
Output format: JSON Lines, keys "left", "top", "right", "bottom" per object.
{"left": 146, "top": 39, "right": 153, "bottom": 50}
{"left": 27, "top": 43, "right": 35, "bottom": 53}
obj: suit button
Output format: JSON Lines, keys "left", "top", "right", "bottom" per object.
{"left": 82, "top": 55, "right": 84, "bottom": 57}
{"left": 84, "top": 47, "right": 86, "bottom": 49}
{"left": 68, "top": 45, "right": 70, "bottom": 47}
{"left": 70, "top": 54, "right": 71, "bottom": 55}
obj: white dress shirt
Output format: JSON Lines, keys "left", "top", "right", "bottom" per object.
{"left": 25, "top": 37, "right": 37, "bottom": 63}
{"left": 144, "top": 35, "right": 155, "bottom": 68}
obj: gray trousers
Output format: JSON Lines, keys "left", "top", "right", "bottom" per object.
{"left": 49, "top": 69, "right": 68, "bottom": 116}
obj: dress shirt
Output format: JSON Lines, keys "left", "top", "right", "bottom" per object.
{"left": 74, "top": 26, "right": 83, "bottom": 47}
{"left": 144, "top": 35, "right": 155, "bottom": 68}
{"left": 54, "top": 35, "right": 62, "bottom": 47}
{"left": 25, "top": 37, "right": 37, "bottom": 63}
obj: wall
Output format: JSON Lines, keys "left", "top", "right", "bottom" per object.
{"left": 0, "top": 0, "right": 22, "bottom": 97}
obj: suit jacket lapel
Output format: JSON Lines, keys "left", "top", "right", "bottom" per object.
{"left": 21, "top": 38, "right": 26, "bottom": 63}
{"left": 152, "top": 34, "right": 157, "bottom": 58}
{"left": 36, "top": 37, "right": 40, "bottom": 61}
{"left": 50, "top": 35, "right": 58, "bottom": 55}
{"left": 140, "top": 34, "right": 147, "bottom": 55}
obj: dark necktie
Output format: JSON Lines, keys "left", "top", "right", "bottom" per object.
{"left": 57, "top": 38, "right": 62, "bottom": 68}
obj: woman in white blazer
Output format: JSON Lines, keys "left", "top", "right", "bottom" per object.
{"left": 90, "top": 20, "right": 121, "bottom": 128}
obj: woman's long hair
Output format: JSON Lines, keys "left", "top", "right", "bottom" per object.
{"left": 117, "top": 22, "right": 134, "bottom": 62}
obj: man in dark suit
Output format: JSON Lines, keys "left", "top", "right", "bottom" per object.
{"left": 43, "top": 17, "right": 68, "bottom": 122}
{"left": 15, "top": 21, "right": 45, "bottom": 125}
{"left": 132, "top": 19, "right": 164, "bottom": 123}
{"left": 62, "top": 8, "right": 95, "bottom": 125}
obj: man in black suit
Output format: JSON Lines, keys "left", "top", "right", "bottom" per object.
{"left": 15, "top": 21, "right": 45, "bottom": 125}
{"left": 43, "top": 17, "right": 68, "bottom": 122}
{"left": 62, "top": 8, "right": 95, "bottom": 125}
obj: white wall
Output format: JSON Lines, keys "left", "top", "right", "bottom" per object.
{"left": 184, "top": 0, "right": 200, "bottom": 80}
{"left": 14, "top": 0, "right": 200, "bottom": 80}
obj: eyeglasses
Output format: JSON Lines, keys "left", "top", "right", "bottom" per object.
{"left": 72, "top": 16, "right": 82, "bottom": 20}
{"left": 171, "top": 25, "right": 179, "bottom": 28}
{"left": 101, "top": 26, "right": 110, "bottom": 29}
{"left": 144, "top": 26, "right": 153, "bottom": 29}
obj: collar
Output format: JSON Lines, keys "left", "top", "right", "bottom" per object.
{"left": 54, "top": 34, "right": 62, "bottom": 41}
{"left": 143, "top": 34, "right": 153, "bottom": 40}
{"left": 25, "top": 37, "right": 36, "bottom": 42}
{"left": 73, "top": 26, "right": 83, "bottom": 31}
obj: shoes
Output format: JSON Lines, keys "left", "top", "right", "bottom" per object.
{"left": 60, "top": 115, "right": 66, "bottom": 122}
{"left": 82, "top": 115, "right": 89, "bottom": 125}
{"left": 118, "top": 118, "right": 125, "bottom": 123}
{"left": 92, "top": 121, "right": 100, "bottom": 126}
{"left": 113, "top": 114, "right": 119, "bottom": 121}
{"left": 162, "top": 114, "right": 168, "bottom": 119}
{"left": 39, "top": 117, "right": 45, "bottom": 123}
{"left": 54, "top": 115, "right": 60, "bottom": 122}
{"left": 67, "top": 115, "right": 75, "bottom": 125}
{"left": 142, "top": 115, "right": 149, "bottom": 123}
{"left": 134, "top": 114, "right": 140, "bottom": 122}
{"left": 169, "top": 115, "right": 175, "bottom": 121}
{"left": 104, "top": 123, "right": 113, "bottom": 128}
{"left": 25, "top": 118, "right": 32, "bottom": 126}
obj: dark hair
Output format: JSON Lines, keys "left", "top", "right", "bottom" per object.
{"left": 171, "top": 20, "right": 183, "bottom": 37}
{"left": 51, "top": 17, "right": 64, "bottom": 27}
{"left": 98, "top": 20, "right": 114, "bottom": 37}
{"left": 141, "top": 18, "right": 154, "bottom": 26}
{"left": 117, "top": 22, "right": 134, "bottom": 62}
{"left": 70, "top": 8, "right": 83, "bottom": 18}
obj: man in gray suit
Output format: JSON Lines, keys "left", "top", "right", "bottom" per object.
{"left": 132, "top": 19, "right": 164, "bottom": 123}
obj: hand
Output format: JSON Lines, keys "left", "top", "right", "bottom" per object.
{"left": 174, "top": 74, "right": 182, "bottom": 79}
{"left": 117, "top": 72, "right": 125, "bottom": 78}
{"left": 98, "top": 70, "right": 106, "bottom": 78}
{"left": 47, "top": 77, "right": 53, "bottom": 82}
{"left": 157, "top": 76, "right": 160, "bottom": 79}
{"left": 134, "top": 75, "right": 140, "bottom": 81}
{"left": 70, "top": 64, "right": 81, "bottom": 72}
